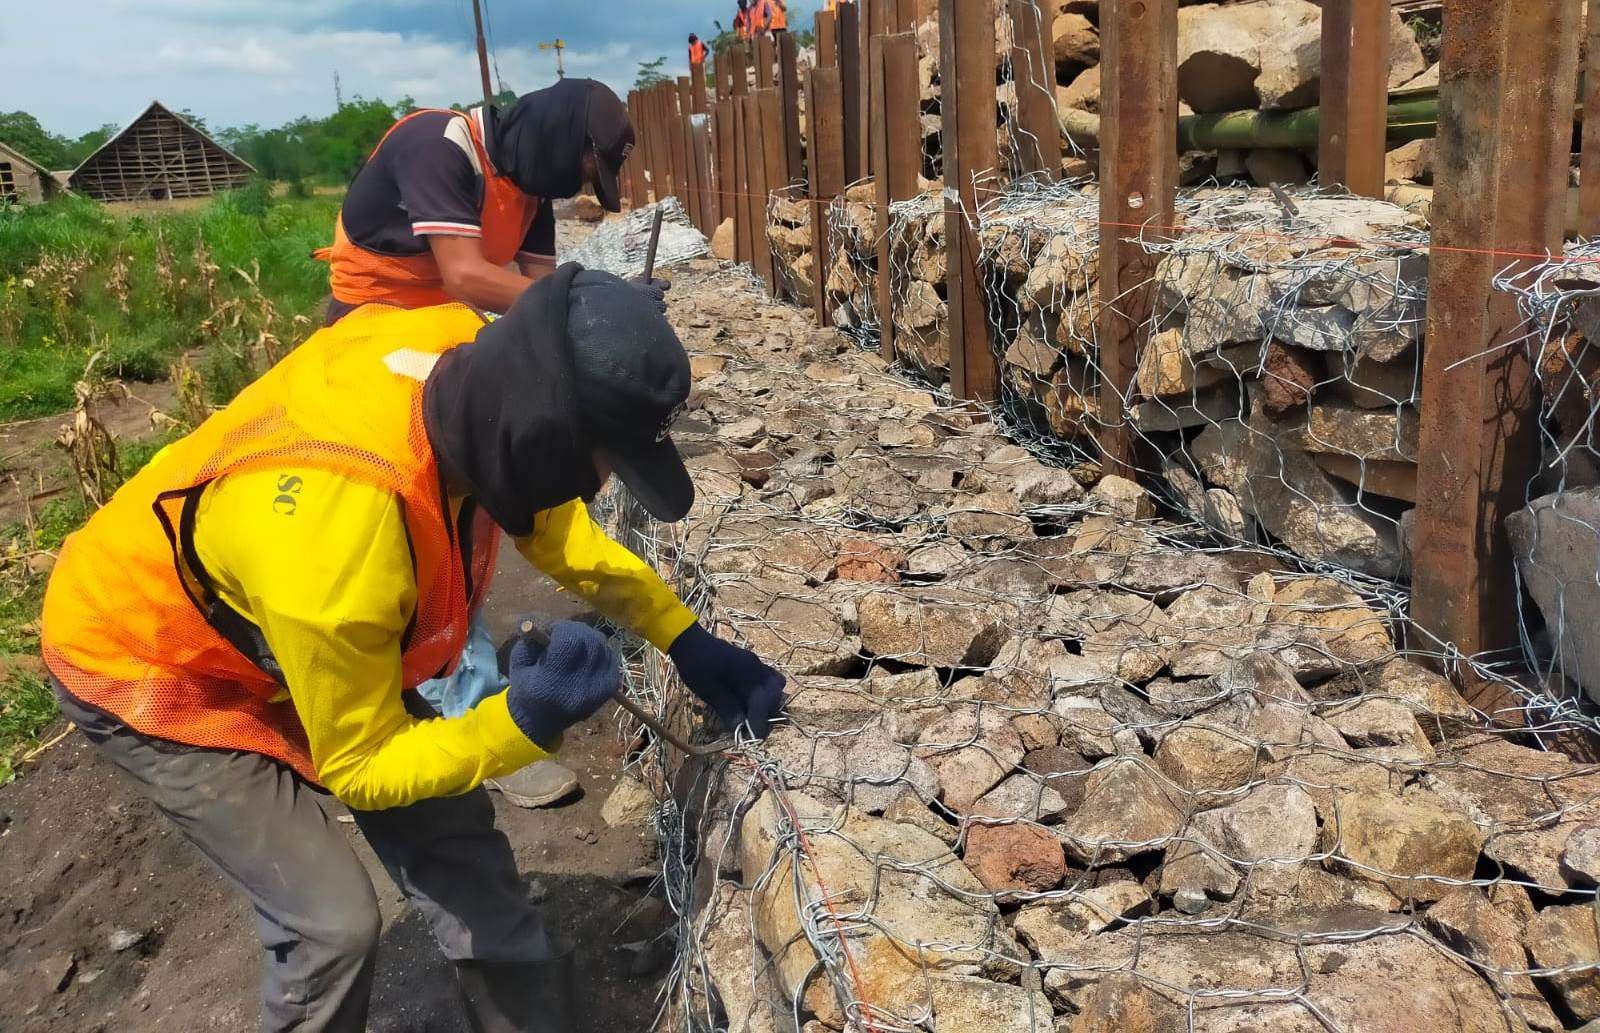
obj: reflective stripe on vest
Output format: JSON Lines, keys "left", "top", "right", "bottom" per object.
{"left": 314, "top": 108, "right": 537, "bottom": 311}
{"left": 41, "top": 303, "right": 502, "bottom": 781}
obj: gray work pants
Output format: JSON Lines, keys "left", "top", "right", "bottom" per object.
{"left": 55, "top": 684, "right": 555, "bottom": 1033}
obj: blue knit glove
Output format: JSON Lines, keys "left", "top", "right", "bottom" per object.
{"left": 667, "top": 624, "right": 785, "bottom": 739}
{"left": 505, "top": 621, "right": 621, "bottom": 749}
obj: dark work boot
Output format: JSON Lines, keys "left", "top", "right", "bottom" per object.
{"left": 456, "top": 952, "right": 578, "bottom": 1033}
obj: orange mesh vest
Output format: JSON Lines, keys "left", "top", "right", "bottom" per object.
{"left": 689, "top": 40, "right": 708, "bottom": 65}
{"left": 764, "top": 1, "right": 787, "bottom": 31}
{"left": 317, "top": 108, "right": 538, "bottom": 311}
{"left": 42, "top": 303, "right": 502, "bottom": 781}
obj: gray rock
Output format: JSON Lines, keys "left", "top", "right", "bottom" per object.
{"left": 1013, "top": 882, "right": 1151, "bottom": 962}
{"left": 739, "top": 793, "right": 1022, "bottom": 1028}
{"left": 858, "top": 589, "right": 1011, "bottom": 668}
{"left": 973, "top": 773, "right": 1072, "bottom": 824}
{"left": 843, "top": 726, "right": 943, "bottom": 814}
{"left": 700, "top": 884, "right": 791, "bottom": 1033}
{"left": 1056, "top": 758, "right": 1187, "bottom": 864}
{"left": 1507, "top": 487, "right": 1600, "bottom": 702}
{"left": 1160, "top": 783, "right": 1318, "bottom": 903}
{"left": 1563, "top": 824, "right": 1600, "bottom": 886}
{"left": 915, "top": 709, "right": 1028, "bottom": 811}
{"left": 1192, "top": 416, "right": 1402, "bottom": 579}
{"left": 928, "top": 975, "right": 1054, "bottom": 1033}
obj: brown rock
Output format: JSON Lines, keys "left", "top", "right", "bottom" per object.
{"left": 929, "top": 976, "right": 1054, "bottom": 1033}
{"left": 1014, "top": 882, "right": 1152, "bottom": 963}
{"left": 1022, "top": 746, "right": 1091, "bottom": 814}
{"left": 1153, "top": 724, "right": 1261, "bottom": 794}
{"left": 1057, "top": 758, "right": 1187, "bottom": 864}
{"left": 700, "top": 884, "right": 788, "bottom": 1033}
{"left": 740, "top": 793, "right": 1022, "bottom": 1028}
{"left": 1012, "top": 713, "right": 1062, "bottom": 752}
{"left": 1056, "top": 65, "right": 1101, "bottom": 114}
{"left": 858, "top": 589, "right": 1010, "bottom": 668}
{"left": 1260, "top": 341, "right": 1322, "bottom": 417}
{"left": 1384, "top": 138, "right": 1435, "bottom": 185}
{"left": 1052, "top": 12, "right": 1100, "bottom": 67}
{"left": 1321, "top": 787, "right": 1486, "bottom": 902}
{"left": 1266, "top": 575, "right": 1396, "bottom": 676}
{"left": 964, "top": 822, "right": 1067, "bottom": 894}
{"left": 1312, "top": 454, "right": 1418, "bottom": 504}
{"left": 1325, "top": 697, "right": 1433, "bottom": 756}
{"left": 570, "top": 193, "right": 606, "bottom": 222}
{"left": 1525, "top": 904, "right": 1600, "bottom": 1022}
{"left": 1066, "top": 974, "right": 1183, "bottom": 1033}
{"left": 835, "top": 538, "right": 904, "bottom": 583}
{"left": 1422, "top": 887, "right": 1562, "bottom": 1032}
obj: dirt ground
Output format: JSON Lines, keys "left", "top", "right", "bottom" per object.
{"left": 0, "top": 538, "right": 675, "bottom": 1032}
{"left": 0, "top": 380, "right": 178, "bottom": 527}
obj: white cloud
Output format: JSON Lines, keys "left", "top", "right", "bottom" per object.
{"left": 154, "top": 39, "right": 292, "bottom": 75}
{"left": 0, "top": 0, "right": 732, "bottom": 135}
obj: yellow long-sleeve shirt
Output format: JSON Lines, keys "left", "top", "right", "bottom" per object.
{"left": 190, "top": 466, "right": 696, "bottom": 811}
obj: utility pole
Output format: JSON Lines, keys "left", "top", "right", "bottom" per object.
{"left": 471, "top": 0, "right": 495, "bottom": 106}
{"left": 539, "top": 39, "right": 567, "bottom": 78}
{"left": 333, "top": 70, "right": 343, "bottom": 110}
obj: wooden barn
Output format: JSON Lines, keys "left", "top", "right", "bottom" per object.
{"left": 69, "top": 101, "right": 254, "bottom": 203}
{"left": 0, "top": 141, "right": 64, "bottom": 205}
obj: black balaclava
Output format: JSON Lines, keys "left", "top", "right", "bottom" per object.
{"left": 489, "top": 78, "right": 597, "bottom": 200}
{"left": 422, "top": 264, "right": 599, "bottom": 536}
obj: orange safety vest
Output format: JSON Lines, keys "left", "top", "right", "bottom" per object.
{"left": 762, "top": 0, "right": 787, "bottom": 31}
{"left": 733, "top": 9, "right": 749, "bottom": 38}
{"left": 689, "top": 39, "right": 708, "bottom": 65}
{"left": 315, "top": 108, "right": 538, "bottom": 311}
{"left": 42, "top": 304, "right": 502, "bottom": 781}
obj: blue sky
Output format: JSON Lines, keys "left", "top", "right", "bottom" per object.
{"left": 4, "top": 1, "right": 808, "bottom": 136}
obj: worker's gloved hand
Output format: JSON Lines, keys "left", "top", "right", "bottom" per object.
{"left": 504, "top": 621, "right": 621, "bottom": 750}
{"left": 667, "top": 623, "right": 785, "bottom": 739}
{"left": 627, "top": 274, "right": 671, "bottom": 313}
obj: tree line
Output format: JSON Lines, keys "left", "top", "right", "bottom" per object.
{"left": 1, "top": 90, "right": 518, "bottom": 192}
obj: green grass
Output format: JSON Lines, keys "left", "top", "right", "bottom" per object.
{"left": 0, "top": 435, "right": 178, "bottom": 784}
{"left": 0, "top": 182, "right": 335, "bottom": 780}
{"left": 0, "top": 184, "right": 340, "bottom": 418}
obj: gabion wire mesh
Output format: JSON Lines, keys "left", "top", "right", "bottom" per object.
{"left": 671, "top": 9, "right": 1600, "bottom": 1028}
{"left": 1494, "top": 247, "right": 1600, "bottom": 734}
{"left": 606, "top": 260, "right": 1600, "bottom": 1033}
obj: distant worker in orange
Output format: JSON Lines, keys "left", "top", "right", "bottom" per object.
{"left": 733, "top": 0, "right": 752, "bottom": 40}
{"left": 317, "top": 78, "right": 641, "bottom": 325}
{"left": 757, "top": 0, "right": 789, "bottom": 38}
{"left": 688, "top": 32, "right": 708, "bottom": 67}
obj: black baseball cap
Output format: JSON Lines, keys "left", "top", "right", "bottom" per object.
{"left": 568, "top": 269, "right": 694, "bottom": 521}
{"left": 584, "top": 82, "right": 634, "bottom": 213}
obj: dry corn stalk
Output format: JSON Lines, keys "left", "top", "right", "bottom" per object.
{"left": 169, "top": 354, "right": 211, "bottom": 431}
{"left": 56, "top": 351, "right": 126, "bottom": 510}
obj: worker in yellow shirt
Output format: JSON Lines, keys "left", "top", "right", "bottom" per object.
{"left": 39, "top": 265, "right": 783, "bottom": 1033}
